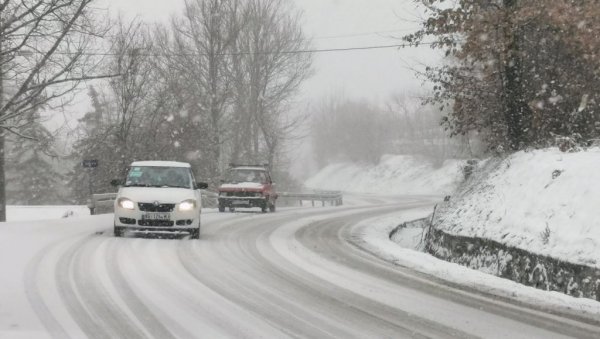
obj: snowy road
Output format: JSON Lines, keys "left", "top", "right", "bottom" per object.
{"left": 2, "top": 197, "right": 600, "bottom": 338}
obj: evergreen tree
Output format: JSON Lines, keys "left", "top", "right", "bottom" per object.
{"left": 5, "top": 124, "right": 65, "bottom": 205}
{"left": 67, "top": 86, "right": 121, "bottom": 204}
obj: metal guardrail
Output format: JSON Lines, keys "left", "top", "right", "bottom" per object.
{"left": 201, "top": 190, "right": 219, "bottom": 208}
{"left": 279, "top": 191, "right": 343, "bottom": 207}
{"left": 88, "top": 190, "right": 342, "bottom": 215}
{"left": 87, "top": 193, "right": 117, "bottom": 215}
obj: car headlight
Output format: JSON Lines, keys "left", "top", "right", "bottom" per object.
{"left": 117, "top": 198, "right": 135, "bottom": 210}
{"left": 179, "top": 199, "right": 196, "bottom": 211}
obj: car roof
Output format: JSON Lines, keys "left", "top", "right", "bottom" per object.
{"left": 130, "top": 161, "right": 191, "bottom": 168}
{"left": 231, "top": 166, "right": 267, "bottom": 171}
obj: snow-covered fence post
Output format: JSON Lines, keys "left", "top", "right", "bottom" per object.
{"left": 87, "top": 198, "right": 95, "bottom": 215}
{"left": 422, "top": 204, "right": 438, "bottom": 253}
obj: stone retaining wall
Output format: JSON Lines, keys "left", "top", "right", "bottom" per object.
{"left": 394, "top": 217, "right": 600, "bottom": 301}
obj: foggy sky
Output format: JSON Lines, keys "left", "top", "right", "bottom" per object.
{"left": 99, "top": 0, "right": 439, "bottom": 104}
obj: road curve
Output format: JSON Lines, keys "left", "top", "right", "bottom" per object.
{"left": 23, "top": 199, "right": 600, "bottom": 338}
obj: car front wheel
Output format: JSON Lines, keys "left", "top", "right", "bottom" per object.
{"left": 190, "top": 227, "right": 200, "bottom": 239}
{"left": 114, "top": 225, "right": 124, "bottom": 237}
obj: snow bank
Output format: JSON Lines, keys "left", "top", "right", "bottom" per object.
{"left": 305, "top": 155, "right": 463, "bottom": 195}
{"left": 7, "top": 206, "right": 90, "bottom": 222}
{"left": 437, "top": 148, "right": 600, "bottom": 268}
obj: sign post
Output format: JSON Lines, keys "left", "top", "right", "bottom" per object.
{"left": 83, "top": 159, "right": 98, "bottom": 215}
{"left": 82, "top": 159, "right": 98, "bottom": 168}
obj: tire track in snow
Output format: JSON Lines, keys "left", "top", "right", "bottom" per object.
{"left": 258, "top": 205, "right": 470, "bottom": 338}
{"left": 55, "top": 235, "right": 147, "bottom": 339}
{"left": 177, "top": 222, "right": 342, "bottom": 338}
{"left": 178, "top": 206, "right": 450, "bottom": 338}
{"left": 291, "top": 209, "right": 599, "bottom": 339}
{"left": 19, "top": 200, "right": 600, "bottom": 338}
{"left": 54, "top": 236, "right": 113, "bottom": 338}
{"left": 116, "top": 234, "right": 282, "bottom": 338}
{"left": 103, "top": 239, "right": 177, "bottom": 339}
{"left": 24, "top": 241, "right": 72, "bottom": 339}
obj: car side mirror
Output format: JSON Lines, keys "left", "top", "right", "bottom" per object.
{"left": 111, "top": 179, "right": 123, "bottom": 187}
{"left": 197, "top": 182, "right": 209, "bottom": 189}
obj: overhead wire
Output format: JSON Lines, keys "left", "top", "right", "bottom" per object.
{"left": 12, "top": 41, "right": 435, "bottom": 57}
{"left": 312, "top": 28, "right": 418, "bottom": 40}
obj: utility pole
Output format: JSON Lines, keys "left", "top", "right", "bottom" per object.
{"left": 0, "top": 24, "right": 6, "bottom": 222}
{"left": 503, "top": 0, "right": 531, "bottom": 150}
{"left": 83, "top": 159, "right": 98, "bottom": 214}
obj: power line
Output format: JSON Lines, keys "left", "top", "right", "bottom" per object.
{"left": 313, "top": 28, "right": 417, "bottom": 40}
{"left": 27, "top": 42, "right": 434, "bottom": 57}
{"left": 282, "top": 43, "right": 432, "bottom": 54}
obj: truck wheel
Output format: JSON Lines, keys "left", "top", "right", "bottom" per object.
{"left": 269, "top": 202, "right": 276, "bottom": 212}
{"left": 261, "top": 203, "right": 267, "bottom": 213}
{"left": 218, "top": 204, "right": 225, "bottom": 212}
{"left": 229, "top": 207, "right": 235, "bottom": 212}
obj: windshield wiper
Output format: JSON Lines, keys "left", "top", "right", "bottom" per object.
{"left": 124, "top": 183, "right": 149, "bottom": 187}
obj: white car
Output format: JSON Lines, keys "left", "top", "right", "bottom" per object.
{"left": 112, "top": 161, "right": 208, "bottom": 239}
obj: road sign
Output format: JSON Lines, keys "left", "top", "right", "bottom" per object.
{"left": 83, "top": 159, "right": 98, "bottom": 168}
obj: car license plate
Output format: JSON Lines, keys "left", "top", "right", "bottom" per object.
{"left": 232, "top": 200, "right": 249, "bottom": 205}
{"left": 142, "top": 213, "right": 171, "bottom": 220}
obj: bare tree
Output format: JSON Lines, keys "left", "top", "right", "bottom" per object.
{"left": 311, "top": 96, "right": 393, "bottom": 166}
{"left": 169, "top": 0, "right": 244, "bottom": 179}
{"left": 106, "top": 19, "right": 159, "bottom": 170}
{"left": 69, "top": 19, "right": 179, "bottom": 201}
{"left": 67, "top": 0, "right": 312, "bottom": 200}
{"left": 231, "top": 0, "right": 312, "bottom": 168}
{"left": 387, "top": 93, "right": 461, "bottom": 166}
{"left": 0, "top": 0, "right": 111, "bottom": 221}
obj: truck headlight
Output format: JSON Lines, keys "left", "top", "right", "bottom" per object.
{"left": 179, "top": 199, "right": 196, "bottom": 211}
{"left": 117, "top": 198, "right": 135, "bottom": 210}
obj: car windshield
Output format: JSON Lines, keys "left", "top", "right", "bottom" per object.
{"left": 124, "top": 166, "right": 192, "bottom": 188}
{"left": 223, "top": 169, "right": 266, "bottom": 183}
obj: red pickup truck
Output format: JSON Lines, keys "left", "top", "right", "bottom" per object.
{"left": 217, "top": 165, "right": 277, "bottom": 213}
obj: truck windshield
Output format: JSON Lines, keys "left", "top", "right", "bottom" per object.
{"left": 124, "top": 166, "right": 192, "bottom": 188}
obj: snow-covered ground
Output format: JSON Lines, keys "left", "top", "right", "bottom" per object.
{"left": 308, "top": 149, "right": 600, "bottom": 268}
{"left": 304, "top": 154, "right": 463, "bottom": 195}
{"left": 351, "top": 210, "right": 600, "bottom": 322}
{"left": 306, "top": 150, "right": 600, "bottom": 315}
{"left": 1, "top": 197, "right": 598, "bottom": 337}
{"left": 3, "top": 151, "right": 598, "bottom": 337}
{"left": 436, "top": 148, "right": 600, "bottom": 268}
{"left": 0, "top": 207, "right": 244, "bottom": 338}
{"left": 7, "top": 206, "right": 90, "bottom": 222}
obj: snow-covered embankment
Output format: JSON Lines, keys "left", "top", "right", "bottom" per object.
{"left": 436, "top": 148, "right": 600, "bottom": 268}
{"left": 426, "top": 148, "right": 600, "bottom": 301}
{"left": 305, "top": 154, "right": 463, "bottom": 195}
